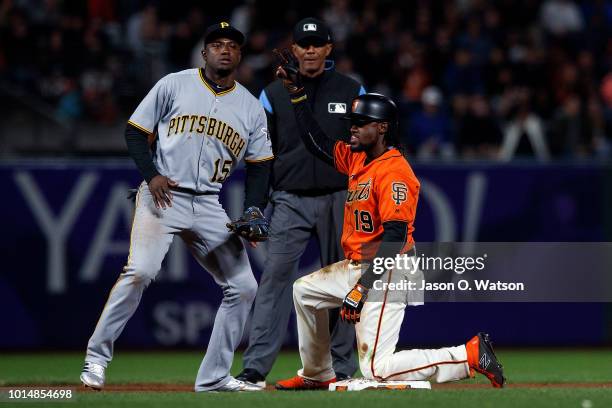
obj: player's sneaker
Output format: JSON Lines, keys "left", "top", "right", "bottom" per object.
{"left": 80, "top": 362, "right": 106, "bottom": 390}
{"left": 336, "top": 372, "right": 352, "bottom": 381}
{"left": 275, "top": 375, "right": 336, "bottom": 390}
{"left": 235, "top": 368, "right": 266, "bottom": 387}
{"left": 213, "top": 378, "right": 264, "bottom": 392}
{"left": 466, "top": 332, "right": 506, "bottom": 388}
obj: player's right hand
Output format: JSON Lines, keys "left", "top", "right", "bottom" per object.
{"left": 273, "top": 48, "right": 303, "bottom": 94}
{"left": 148, "top": 175, "right": 178, "bottom": 209}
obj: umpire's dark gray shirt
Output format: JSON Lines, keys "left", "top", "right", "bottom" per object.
{"left": 260, "top": 68, "right": 365, "bottom": 193}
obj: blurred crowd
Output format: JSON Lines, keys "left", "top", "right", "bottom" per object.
{"left": 2, "top": 0, "right": 612, "bottom": 160}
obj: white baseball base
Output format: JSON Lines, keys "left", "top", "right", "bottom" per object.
{"left": 329, "top": 378, "right": 431, "bottom": 391}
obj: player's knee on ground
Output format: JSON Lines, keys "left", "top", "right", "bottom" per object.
{"left": 358, "top": 345, "right": 390, "bottom": 380}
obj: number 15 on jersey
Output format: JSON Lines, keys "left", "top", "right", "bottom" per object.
{"left": 210, "top": 159, "right": 232, "bottom": 183}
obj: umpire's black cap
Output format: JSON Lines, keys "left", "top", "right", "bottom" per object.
{"left": 204, "top": 21, "right": 245, "bottom": 46}
{"left": 343, "top": 93, "right": 398, "bottom": 123}
{"left": 293, "top": 17, "right": 332, "bottom": 46}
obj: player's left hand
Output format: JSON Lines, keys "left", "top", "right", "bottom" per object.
{"left": 227, "top": 207, "right": 270, "bottom": 243}
{"left": 341, "top": 283, "right": 368, "bottom": 324}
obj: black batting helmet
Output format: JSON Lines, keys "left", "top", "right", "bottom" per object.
{"left": 343, "top": 93, "right": 397, "bottom": 123}
{"left": 343, "top": 93, "right": 400, "bottom": 147}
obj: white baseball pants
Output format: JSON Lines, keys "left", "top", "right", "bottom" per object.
{"left": 292, "top": 259, "right": 471, "bottom": 383}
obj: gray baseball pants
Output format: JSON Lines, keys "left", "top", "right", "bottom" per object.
{"left": 84, "top": 182, "right": 256, "bottom": 391}
{"left": 243, "top": 190, "right": 358, "bottom": 378}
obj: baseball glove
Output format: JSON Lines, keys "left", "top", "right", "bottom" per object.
{"left": 227, "top": 206, "right": 270, "bottom": 242}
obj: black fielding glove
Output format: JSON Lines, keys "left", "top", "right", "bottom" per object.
{"left": 226, "top": 207, "right": 270, "bottom": 242}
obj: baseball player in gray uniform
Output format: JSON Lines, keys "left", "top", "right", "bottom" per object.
{"left": 79, "top": 22, "right": 273, "bottom": 392}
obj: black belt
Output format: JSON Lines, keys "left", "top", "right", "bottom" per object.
{"left": 170, "top": 186, "right": 218, "bottom": 196}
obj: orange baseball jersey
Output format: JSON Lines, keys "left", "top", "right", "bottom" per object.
{"left": 333, "top": 142, "right": 420, "bottom": 261}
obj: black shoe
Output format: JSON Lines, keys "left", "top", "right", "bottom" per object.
{"left": 335, "top": 373, "right": 351, "bottom": 382}
{"left": 236, "top": 368, "right": 266, "bottom": 387}
{"left": 466, "top": 332, "right": 506, "bottom": 388}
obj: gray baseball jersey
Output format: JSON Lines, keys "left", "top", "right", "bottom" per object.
{"left": 128, "top": 68, "right": 273, "bottom": 191}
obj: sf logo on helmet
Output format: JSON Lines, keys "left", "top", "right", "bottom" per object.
{"left": 391, "top": 182, "right": 408, "bottom": 205}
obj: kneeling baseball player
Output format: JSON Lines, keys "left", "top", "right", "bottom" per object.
{"left": 273, "top": 50, "right": 506, "bottom": 390}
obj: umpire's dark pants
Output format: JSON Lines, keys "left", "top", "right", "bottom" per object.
{"left": 243, "top": 190, "right": 358, "bottom": 378}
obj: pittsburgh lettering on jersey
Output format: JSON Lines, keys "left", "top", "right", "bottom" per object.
{"left": 346, "top": 179, "right": 372, "bottom": 203}
{"left": 167, "top": 114, "right": 246, "bottom": 158}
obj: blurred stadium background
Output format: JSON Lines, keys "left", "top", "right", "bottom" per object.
{"left": 0, "top": 0, "right": 611, "bottom": 353}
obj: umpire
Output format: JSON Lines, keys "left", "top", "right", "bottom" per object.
{"left": 236, "top": 18, "right": 365, "bottom": 385}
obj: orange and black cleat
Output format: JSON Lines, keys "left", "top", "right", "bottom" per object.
{"left": 275, "top": 375, "right": 336, "bottom": 390}
{"left": 466, "top": 332, "right": 506, "bottom": 388}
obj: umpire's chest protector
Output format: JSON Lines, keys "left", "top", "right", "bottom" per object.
{"left": 265, "top": 70, "right": 363, "bottom": 192}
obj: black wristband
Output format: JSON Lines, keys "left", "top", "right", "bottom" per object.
{"left": 289, "top": 87, "right": 307, "bottom": 104}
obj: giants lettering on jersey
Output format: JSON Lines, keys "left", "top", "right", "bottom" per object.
{"left": 346, "top": 179, "right": 372, "bottom": 203}
{"left": 167, "top": 114, "right": 246, "bottom": 158}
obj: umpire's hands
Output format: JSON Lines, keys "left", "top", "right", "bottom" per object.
{"left": 148, "top": 175, "right": 178, "bottom": 209}
{"left": 341, "top": 283, "right": 369, "bottom": 324}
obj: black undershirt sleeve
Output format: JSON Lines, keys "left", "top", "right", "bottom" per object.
{"left": 292, "top": 97, "right": 337, "bottom": 166}
{"left": 265, "top": 110, "right": 277, "bottom": 155}
{"left": 244, "top": 160, "right": 272, "bottom": 211}
{"left": 358, "top": 221, "right": 409, "bottom": 289}
{"left": 125, "top": 123, "right": 159, "bottom": 183}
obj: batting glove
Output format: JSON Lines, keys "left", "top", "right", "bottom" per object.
{"left": 341, "top": 283, "right": 368, "bottom": 324}
{"left": 273, "top": 48, "right": 306, "bottom": 103}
